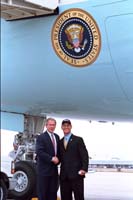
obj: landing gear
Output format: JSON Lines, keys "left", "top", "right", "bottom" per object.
{"left": 9, "top": 161, "right": 37, "bottom": 200}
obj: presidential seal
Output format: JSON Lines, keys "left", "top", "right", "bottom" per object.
{"left": 51, "top": 8, "right": 101, "bottom": 67}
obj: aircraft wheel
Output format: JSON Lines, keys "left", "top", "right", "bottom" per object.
{"left": 0, "top": 179, "right": 8, "bottom": 200}
{"left": 8, "top": 161, "right": 36, "bottom": 200}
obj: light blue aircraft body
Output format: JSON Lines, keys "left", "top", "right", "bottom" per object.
{"left": 1, "top": 0, "right": 133, "bottom": 131}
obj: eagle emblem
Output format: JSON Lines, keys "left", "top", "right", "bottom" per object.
{"left": 52, "top": 8, "right": 101, "bottom": 67}
{"left": 65, "top": 24, "right": 88, "bottom": 53}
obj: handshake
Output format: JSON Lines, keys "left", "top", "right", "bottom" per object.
{"left": 51, "top": 156, "right": 59, "bottom": 164}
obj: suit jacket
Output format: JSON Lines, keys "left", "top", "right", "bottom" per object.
{"left": 59, "top": 134, "right": 89, "bottom": 180}
{"left": 36, "top": 131, "right": 60, "bottom": 176}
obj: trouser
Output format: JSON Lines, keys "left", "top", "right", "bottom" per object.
{"left": 37, "top": 175, "right": 58, "bottom": 200}
{"left": 60, "top": 177, "right": 84, "bottom": 200}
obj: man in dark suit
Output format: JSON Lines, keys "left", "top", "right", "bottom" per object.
{"left": 36, "top": 117, "right": 60, "bottom": 200}
{"left": 59, "top": 119, "right": 89, "bottom": 200}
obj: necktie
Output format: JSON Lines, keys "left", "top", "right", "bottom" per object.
{"left": 64, "top": 138, "right": 68, "bottom": 149}
{"left": 51, "top": 134, "right": 56, "bottom": 155}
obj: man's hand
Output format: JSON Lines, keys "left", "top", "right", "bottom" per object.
{"left": 51, "top": 156, "right": 59, "bottom": 164}
{"left": 78, "top": 170, "right": 86, "bottom": 176}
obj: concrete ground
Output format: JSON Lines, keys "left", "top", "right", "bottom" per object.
{"left": 8, "top": 172, "right": 133, "bottom": 200}
{"left": 57, "top": 171, "right": 133, "bottom": 200}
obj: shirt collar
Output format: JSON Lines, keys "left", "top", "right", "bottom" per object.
{"left": 47, "top": 130, "right": 54, "bottom": 137}
{"left": 64, "top": 133, "right": 72, "bottom": 141}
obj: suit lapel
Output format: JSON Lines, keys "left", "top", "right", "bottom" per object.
{"left": 45, "top": 131, "right": 52, "bottom": 144}
{"left": 45, "top": 131, "right": 55, "bottom": 154}
{"left": 67, "top": 134, "right": 73, "bottom": 148}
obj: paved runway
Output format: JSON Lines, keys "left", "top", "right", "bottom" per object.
{"left": 58, "top": 172, "right": 133, "bottom": 200}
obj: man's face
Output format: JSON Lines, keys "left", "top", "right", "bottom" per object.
{"left": 61, "top": 123, "right": 72, "bottom": 135}
{"left": 46, "top": 120, "right": 56, "bottom": 133}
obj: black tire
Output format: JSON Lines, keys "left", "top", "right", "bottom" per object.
{"left": 0, "top": 179, "right": 8, "bottom": 200}
{"left": 8, "top": 161, "right": 37, "bottom": 200}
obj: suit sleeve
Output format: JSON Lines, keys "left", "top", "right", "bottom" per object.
{"left": 78, "top": 137, "right": 89, "bottom": 172}
{"left": 36, "top": 135, "right": 52, "bottom": 163}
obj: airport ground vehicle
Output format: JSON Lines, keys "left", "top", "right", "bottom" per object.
{"left": 0, "top": 171, "right": 16, "bottom": 200}
{"left": 0, "top": 171, "right": 9, "bottom": 200}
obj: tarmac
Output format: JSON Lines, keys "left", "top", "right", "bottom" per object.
{"left": 9, "top": 171, "right": 133, "bottom": 200}
{"left": 58, "top": 171, "right": 133, "bottom": 200}
{"left": 84, "top": 171, "right": 133, "bottom": 200}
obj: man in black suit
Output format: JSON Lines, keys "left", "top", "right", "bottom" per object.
{"left": 59, "top": 119, "right": 89, "bottom": 200}
{"left": 36, "top": 118, "right": 60, "bottom": 200}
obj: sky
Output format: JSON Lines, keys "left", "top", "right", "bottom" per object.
{"left": 1, "top": 118, "right": 133, "bottom": 161}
